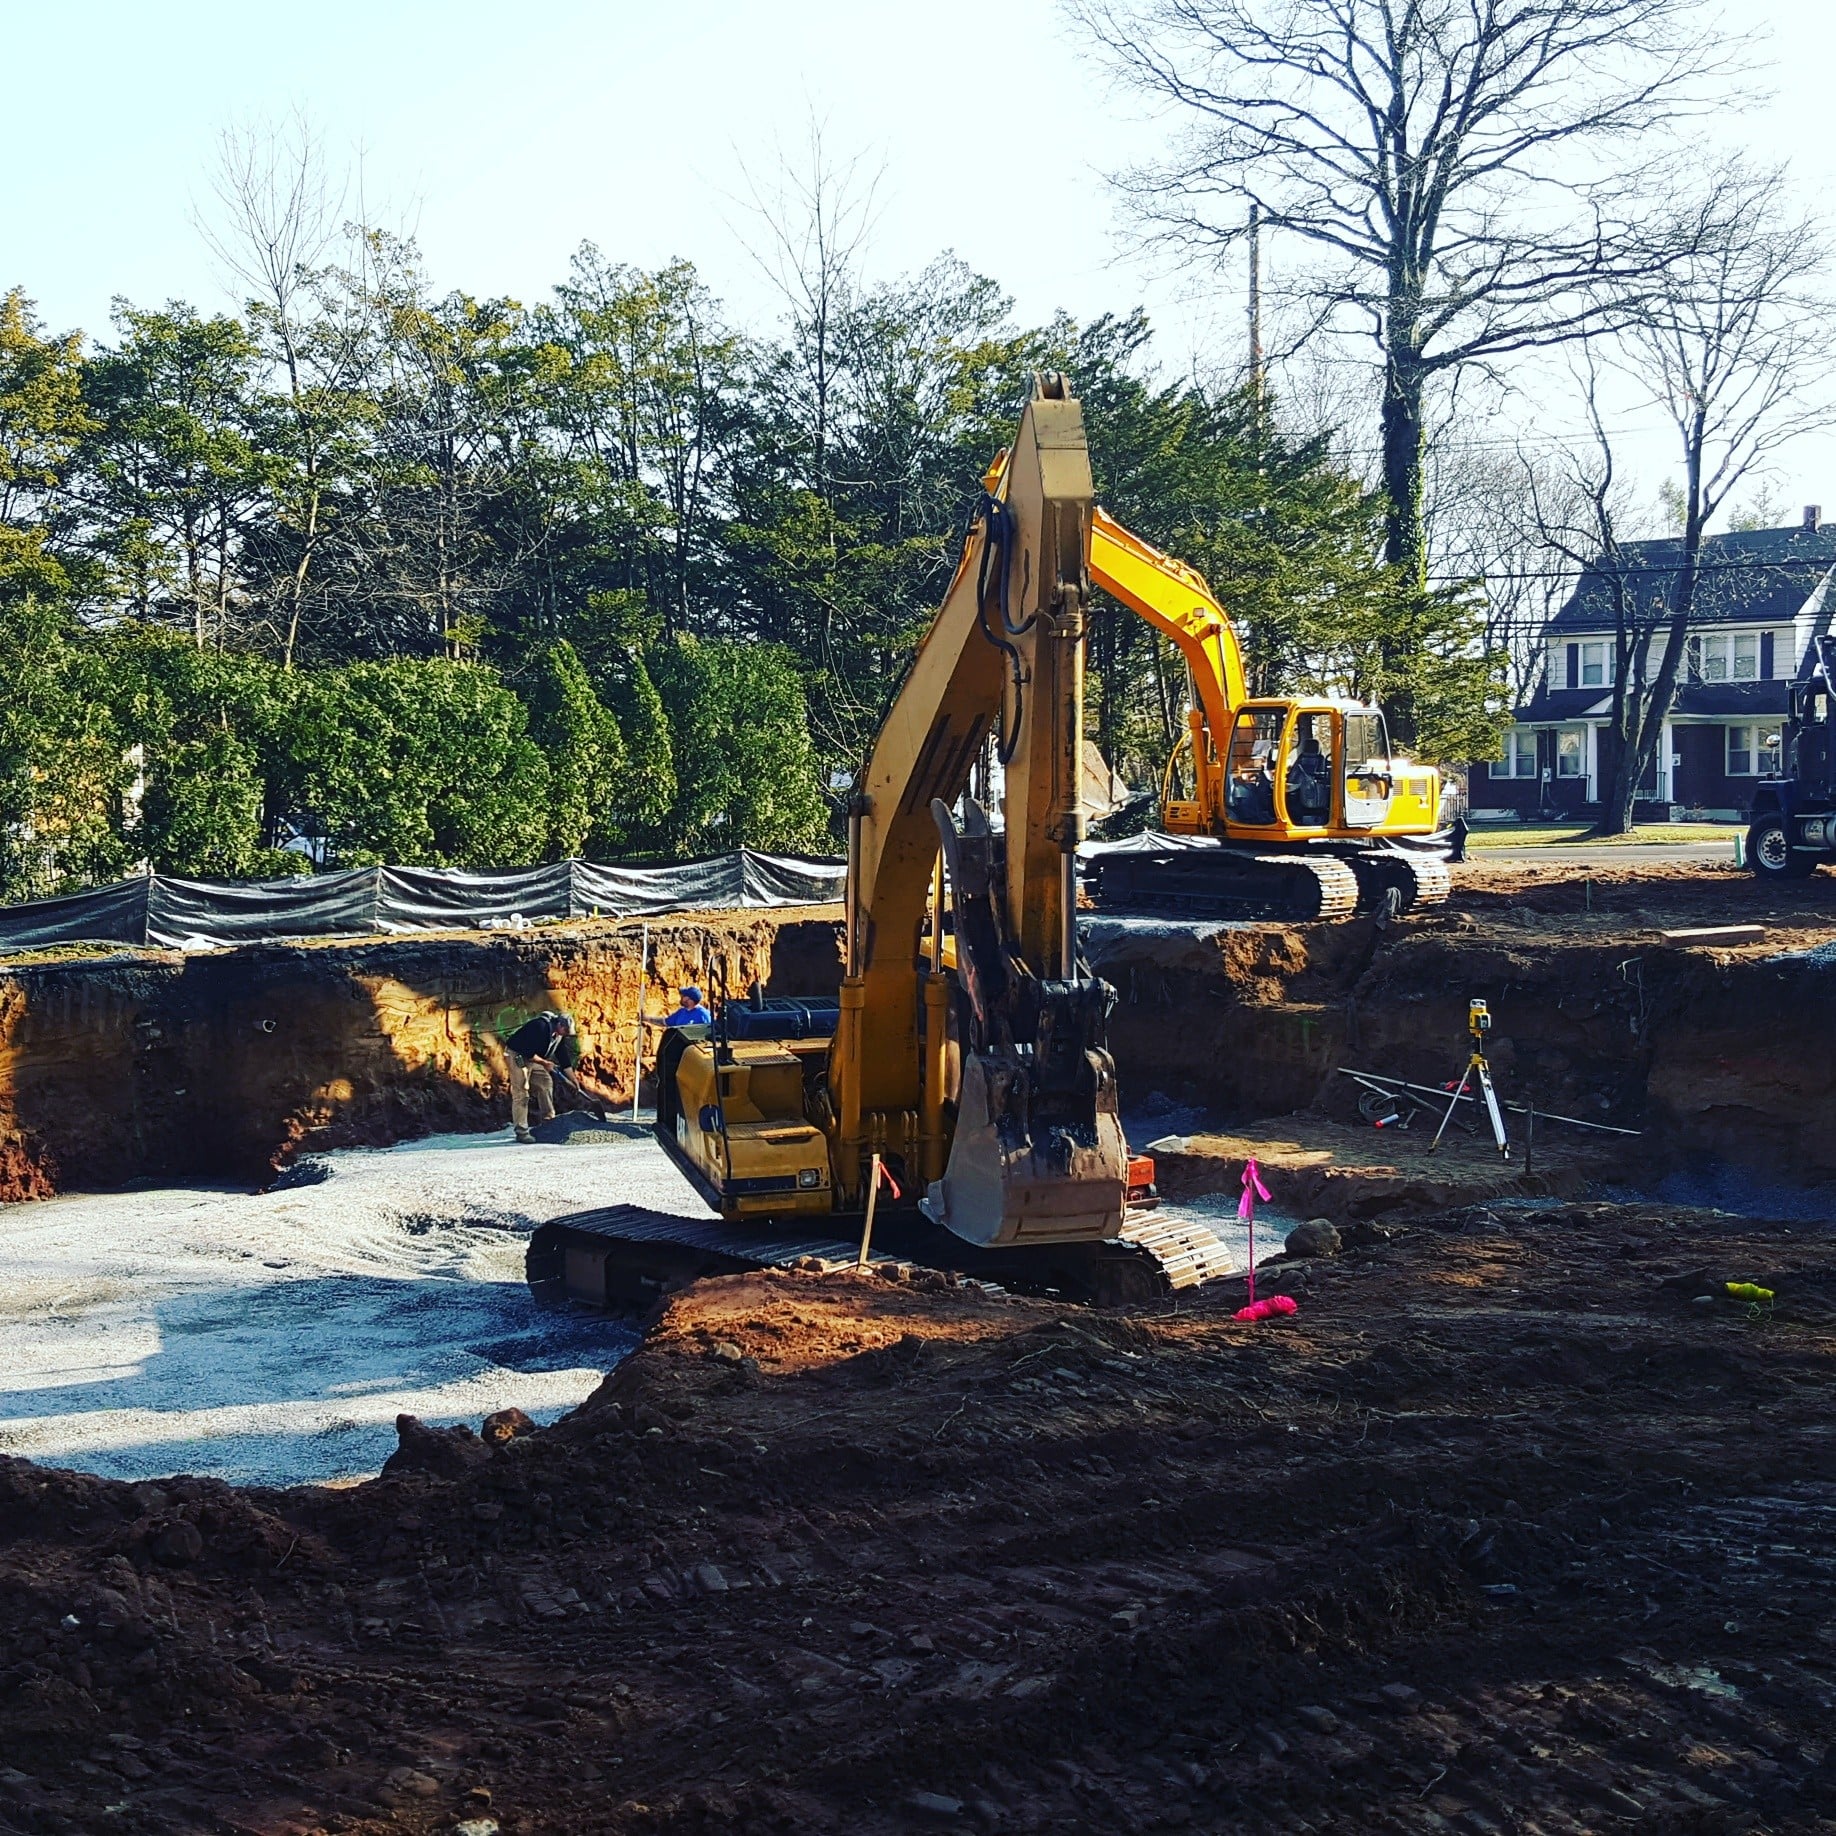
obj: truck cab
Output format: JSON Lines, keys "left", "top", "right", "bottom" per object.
{"left": 1747, "top": 635, "right": 1836, "bottom": 881}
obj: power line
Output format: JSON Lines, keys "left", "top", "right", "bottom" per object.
{"left": 1428, "top": 554, "right": 1836, "bottom": 587}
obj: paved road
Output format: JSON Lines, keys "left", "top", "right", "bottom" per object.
{"left": 1464, "top": 840, "right": 1743, "bottom": 865}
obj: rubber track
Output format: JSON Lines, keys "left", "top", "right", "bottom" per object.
{"left": 1093, "top": 849, "right": 1359, "bottom": 921}
{"left": 528, "top": 1203, "right": 1237, "bottom": 1306}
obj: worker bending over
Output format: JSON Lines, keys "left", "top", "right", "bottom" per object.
{"left": 505, "top": 1009, "right": 623, "bottom": 1141}
{"left": 505, "top": 1010, "right": 575, "bottom": 1143}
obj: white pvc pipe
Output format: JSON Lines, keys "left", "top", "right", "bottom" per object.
{"left": 631, "top": 919, "right": 650, "bottom": 1122}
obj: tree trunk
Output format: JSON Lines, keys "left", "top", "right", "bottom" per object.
{"left": 1379, "top": 345, "right": 1428, "bottom": 591}
{"left": 1379, "top": 332, "right": 1429, "bottom": 745}
{"left": 1591, "top": 574, "right": 1641, "bottom": 837}
{"left": 1596, "top": 718, "right": 1643, "bottom": 836}
{"left": 1625, "top": 444, "right": 1709, "bottom": 821}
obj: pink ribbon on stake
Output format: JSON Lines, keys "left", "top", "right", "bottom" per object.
{"left": 1239, "top": 1156, "right": 1271, "bottom": 1304}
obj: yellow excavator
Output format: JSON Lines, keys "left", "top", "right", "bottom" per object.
{"left": 1084, "top": 516, "right": 1449, "bottom": 918}
{"left": 528, "top": 378, "right": 1235, "bottom": 1310}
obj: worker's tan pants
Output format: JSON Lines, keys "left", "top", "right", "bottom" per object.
{"left": 509, "top": 1057, "right": 554, "bottom": 1132}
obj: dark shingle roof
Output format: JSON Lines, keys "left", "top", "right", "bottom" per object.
{"left": 1516, "top": 679, "right": 1790, "bottom": 723}
{"left": 1550, "top": 525, "right": 1836, "bottom": 634}
{"left": 1518, "top": 685, "right": 1612, "bottom": 721}
{"left": 1672, "top": 681, "right": 1792, "bottom": 717}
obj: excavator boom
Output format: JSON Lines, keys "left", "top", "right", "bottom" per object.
{"left": 833, "top": 376, "right": 1127, "bottom": 1246}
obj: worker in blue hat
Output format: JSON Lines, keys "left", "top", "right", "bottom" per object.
{"left": 644, "top": 985, "right": 712, "bottom": 1030}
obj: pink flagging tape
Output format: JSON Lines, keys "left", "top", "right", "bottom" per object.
{"left": 1240, "top": 1157, "right": 1271, "bottom": 1302}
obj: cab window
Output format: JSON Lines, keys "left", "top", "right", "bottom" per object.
{"left": 1286, "top": 711, "right": 1333, "bottom": 824}
{"left": 1226, "top": 709, "right": 1284, "bottom": 825}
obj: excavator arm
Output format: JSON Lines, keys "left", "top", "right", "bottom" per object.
{"left": 830, "top": 376, "right": 1128, "bottom": 1247}
{"left": 1088, "top": 509, "right": 1248, "bottom": 825}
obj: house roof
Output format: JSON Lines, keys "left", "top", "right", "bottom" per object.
{"left": 1517, "top": 686, "right": 1613, "bottom": 722}
{"left": 1672, "top": 681, "right": 1793, "bottom": 717}
{"left": 1550, "top": 524, "right": 1836, "bottom": 634}
{"left": 1515, "top": 678, "right": 1790, "bottom": 723}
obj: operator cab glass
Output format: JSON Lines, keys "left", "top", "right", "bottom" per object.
{"left": 1285, "top": 709, "right": 1335, "bottom": 826}
{"left": 1342, "top": 709, "right": 1394, "bottom": 828}
{"left": 1225, "top": 707, "right": 1285, "bottom": 827}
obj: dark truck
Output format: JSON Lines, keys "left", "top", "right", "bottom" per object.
{"left": 1748, "top": 634, "right": 1836, "bottom": 881}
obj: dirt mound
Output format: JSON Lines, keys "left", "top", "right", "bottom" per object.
{"left": 0, "top": 1210, "right": 1833, "bottom": 1832}
{"left": 527, "top": 1112, "right": 651, "bottom": 1145}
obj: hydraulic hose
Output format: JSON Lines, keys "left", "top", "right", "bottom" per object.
{"left": 968, "top": 491, "right": 1029, "bottom": 765}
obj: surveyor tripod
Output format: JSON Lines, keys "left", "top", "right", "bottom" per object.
{"left": 1428, "top": 998, "right": 1510, "bottom": 1161}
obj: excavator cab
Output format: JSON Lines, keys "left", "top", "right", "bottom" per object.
{"left": 1223, "top": 701, "right": 1398, "bottom": 832}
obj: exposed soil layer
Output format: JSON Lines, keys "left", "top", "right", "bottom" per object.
{"left": 1095, "top": 858, "right": 1836, "bottom": 1192}
{"left": 0, "top": 913, "right": 844, "bottom": 1202}
{"left": 1, "top": 1201, "right": 1833, "bottom": 1833}
{"left": 1146, "top": 1114, "right": 1621, "bottom": 1219}
{"left": 1, "top": 856, "right": 1832, "bottom": 1212}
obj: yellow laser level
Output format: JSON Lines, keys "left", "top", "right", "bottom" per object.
{"left": 1430, "top": 997, "right": 1509, "bottom": 1161}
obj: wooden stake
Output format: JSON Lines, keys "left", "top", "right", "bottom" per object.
{"left": 857, "top": 1152, "right": 883, "bottom": 1270}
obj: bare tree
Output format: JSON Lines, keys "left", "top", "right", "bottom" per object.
{"left": 1589, "top": 165, "right": 1830, "bottom": 832}
{"left": 729, "top": 120, "right": 896, "bottom": 765}
{"left": 1069, "top": 0, "right": 1729, "bottom": 589}
{"left": 197, "top": 112, "right": 375, "bottom": 667}
{"left": 1523, "top": 352, "right": 1664, "bottom": 827}
{"left": 1431, "top": 436, "right": 1575, "bottom": 711}
{"left": 732, "top": 116, "right": 883, "bottom": 505}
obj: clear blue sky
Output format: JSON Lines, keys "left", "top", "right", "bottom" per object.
{"left": 6, "top": 0, "right": 1831, "bottom": 513}
{"left": 8, "top": 0, "right": 1170, "bottom": 342}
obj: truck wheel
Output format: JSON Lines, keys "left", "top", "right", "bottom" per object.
{"left": 1747, "top": 813, "right": 1815, "bottom": 880}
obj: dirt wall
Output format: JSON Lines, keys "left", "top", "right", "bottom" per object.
{"left": 3, "top": 862, "right": 1831, "bottom": 1209}
{"left": 0, "top": 913, "right": 844, "bottom": 1202}
{"left": 1093, "top": 905, "right": 1836, "bottom": 1188}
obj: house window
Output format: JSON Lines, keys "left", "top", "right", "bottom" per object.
{"left": 1493, "top": 728, "right": 1538, "bottom": 778}
{"left": 1727, "top": 724, "right": 1782, "bottom": 777}
{"left": 1580, "top": 641, "right": 1607, "bottom": 687}
{"left": 1556, "top": 728, "right": 1586, "bottom": 778}
{"left": 1689, "top": 632, "right": 1763, "bottom": 683}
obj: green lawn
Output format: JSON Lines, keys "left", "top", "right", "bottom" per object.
{"left": 1464, "top": 820, "right": 1742, "bottom": 848}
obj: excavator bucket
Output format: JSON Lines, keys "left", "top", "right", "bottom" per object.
{"left": 923, "top": 1050, "right": 1129, "bottom": 1247}
{"left": 922, "top": 795, "right": 1131, "bottom": 1248}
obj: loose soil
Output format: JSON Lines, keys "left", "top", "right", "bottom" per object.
{"left": 4, "top": 859, "right": 1836, "bottom": 1833}
{"left": 1, "top": 1204, "right": 1833, "bottom": 1834}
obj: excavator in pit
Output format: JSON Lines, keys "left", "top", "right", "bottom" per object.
{"left": 527, "top": 378, "right": 1448, "bottom": 1310}
{"left": 528, "top": 376, "right": 1240, "bottom": 1311}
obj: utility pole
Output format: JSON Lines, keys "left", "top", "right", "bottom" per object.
{"left": 1247, "top": 201, "right": 1265, "bottom": 423}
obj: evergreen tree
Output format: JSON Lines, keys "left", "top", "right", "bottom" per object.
{"left": 523, "top": 638, "right": 623, "bottom": 858}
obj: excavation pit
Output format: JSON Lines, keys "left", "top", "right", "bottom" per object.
{"left": 1, "top": 864, "right": 1835, "bottom": 1830}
